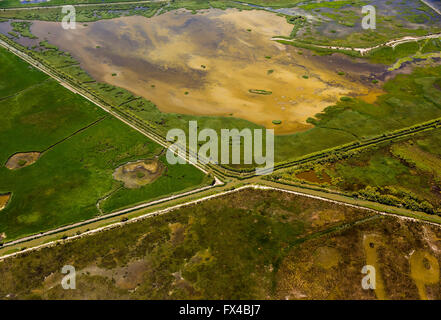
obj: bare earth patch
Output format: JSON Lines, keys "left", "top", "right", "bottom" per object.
{"left": 113, "top": 159, "right": 165, "bottom": 189}
{"left": 5, "top": 152, "right": 40, "bottom": 170}
{"left": 296, "top": 170, "right": 332, "bottom": 184}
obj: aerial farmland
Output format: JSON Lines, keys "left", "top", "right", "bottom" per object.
{"left": 0, "top": 0, "right": 440, "bottom": 305}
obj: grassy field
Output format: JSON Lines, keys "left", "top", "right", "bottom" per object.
{"left": 0, "top": 188, "right": 439, "bottom": 299}
{"left": 0, "top": 46, "right": 209, "bottom": 242}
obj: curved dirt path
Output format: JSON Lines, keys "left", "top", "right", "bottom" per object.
{"left": 272, "top": 32, "right": 441, "bottom": 56}
{"left": 0, "top": 0, "right": 161, "bottom": 10}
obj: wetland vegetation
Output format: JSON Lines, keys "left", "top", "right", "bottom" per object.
{"left": 0, "top": 2, "right": 438, "bottom": 170}
{"left": 0, "top": 46, "right": 209, "bottom": 242}
{"left": 0, "top": 189, "right": 440, "bottom": 299}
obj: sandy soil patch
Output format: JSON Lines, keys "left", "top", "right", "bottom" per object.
{"left": 5, "top": 152, "right": 40, "bottom": 170}
{"left": 113, "top": 159, "right": 165, "bottom": 189}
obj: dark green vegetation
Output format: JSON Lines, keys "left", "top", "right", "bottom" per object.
{"left": 10, "top": 21, "right": 36, "bottom": 39}
{"left": 273, "top": 126, "right": 441, "bottom": 215}
{"left": 0, "top": 189, "right": 373, "bottom": 299}
{"left": 1, "top": 189, "right": 440, "bottom": 299}
{"left": 0, "top": 1, "right": 251, "bottom": 22}
{"left": 0, "top": 46, "right": 209, "bottom": 241}
{"left": 277, "top": 37, "right": 441, "bottom": 65}
{"left": 241, "top": 0, "right": 304, "bottom": 8}
{"left": 277, "top": 211, "right": 441, "bottom": 299}
{"left": 248, "top": 89, "right": 272, "bottom": 95}
{"left": 164, "top": 0, "right": 250, "bottom": 13}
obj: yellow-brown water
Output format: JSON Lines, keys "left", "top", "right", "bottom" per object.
{"left": 0, "top": 193, "right": 10, "bottom": 211}
{"left": 31, "top": 9, "right": 381, "bottom": 134}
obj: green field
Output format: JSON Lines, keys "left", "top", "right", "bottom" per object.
{"left": 0, "top": 188, "right": 439, "bottom": 299}
{"left": 0, "top": 46, "right": 209, "bottom": 242}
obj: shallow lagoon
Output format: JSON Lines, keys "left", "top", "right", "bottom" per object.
{"left": 30, "top": 9, "right": 383, "bottom": 134}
